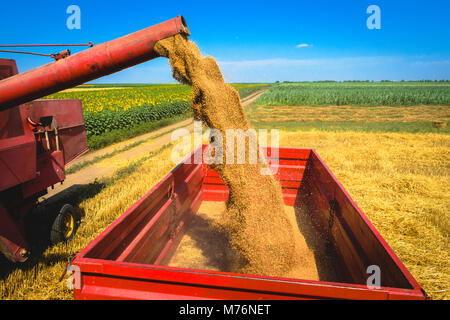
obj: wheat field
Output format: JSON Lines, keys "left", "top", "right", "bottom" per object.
{"left": 248, "top": 105, "right": 450, "bottom": 123}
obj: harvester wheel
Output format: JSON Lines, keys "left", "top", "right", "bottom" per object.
{"left": 50, "top": 204, "right": 80, "bottom": 244}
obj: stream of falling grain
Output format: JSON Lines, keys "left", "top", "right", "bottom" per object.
{"left": 155, "top": 34, "right": 318, "bottom": 277}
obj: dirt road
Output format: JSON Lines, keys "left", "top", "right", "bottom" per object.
{"left": 42, "top": 89, "right": 267, "bottom": 200}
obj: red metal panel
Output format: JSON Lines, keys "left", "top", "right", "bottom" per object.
{"left": 202, "top": 147, "right": 307, "bottom": 205}
{"left": 119, "top": 198, "right": 177, "bottom": 264}
{"left": 0, "top": 63, "right": 37, "bottom": 190}
{"left": 264, "top": 147, "right": 311, "bottom": 160}
{"left": 0, "top": 59, "right": 18, "bottom": 137}
{"left": 204, "top": 165, "right": 304, "bottom": 180}
{"left": 82, "top": 147, "right": 204, "bottom": 262}
{"left": 0, "top": 58, "right": 18, "bottom": 80}
{"left": 202, "top": 175, "right": 302, "bottom": 188}
{"left": 24, "top": 99, "right": 85, "bottom": 128}
{"left": 21, "top": 151, "right": 65, "bottom": 198}
{"left": 74, "top": 259, "right": 424, "bottom": 300}
{"left": 0, "top": 16, "right": 190, "bottom": 110}
{"left": 154, "top": 190, "right": 203, "bottom": 266}
{"left": 202, "top": 184, "right": 229, "bottom": 202}
{"left": 0, "top": 133, "right": 36, "bottom": 192}
{"left": 202, "top": 175, "right": 303, "bottom": 189}
{"left": 0, "top": 201, "right": 28, "bottom": 262}
{"left": 22, "top": 99, "right": 88, "bottom": 165}
{"left": 84, "top": 174, "right": 175, "bottom": 260}
{"left": 112, "top": 165, "right": 203, "bottom": 264}
{"left": 307, "top": 150, "right": 422, "bottom": 291}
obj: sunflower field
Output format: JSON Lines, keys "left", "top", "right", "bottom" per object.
{"left": 45, "top": 84, "right": 267, "bottom": 138}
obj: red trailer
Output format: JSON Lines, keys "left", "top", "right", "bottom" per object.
{"left": 72, "top": 145, "right": 428, "bottom": 300}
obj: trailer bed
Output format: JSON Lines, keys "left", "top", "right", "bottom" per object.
{"left": 72, "top": 145, "right": 427, "bottom": 300}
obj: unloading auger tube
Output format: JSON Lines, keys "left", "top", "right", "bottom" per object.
{"left": 0, "top": 16, "right": 190, "bottom": 110}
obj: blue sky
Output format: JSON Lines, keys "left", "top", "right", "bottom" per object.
{"left": 1, "top": 0, "right": 449, "bottom": 82}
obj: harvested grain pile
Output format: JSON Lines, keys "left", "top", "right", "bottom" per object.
{"left": 170, "top": 202, "right": 333, "bottom": 282}
{"left": 154, "top": 34, "right": 317, "bottom": 277}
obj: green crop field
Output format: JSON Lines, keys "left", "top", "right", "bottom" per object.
{"left": 256, "top": 81, "right": 450, "bottom": 107}
{"left": 248, "top": 81, "right": 450, "bottom": 134}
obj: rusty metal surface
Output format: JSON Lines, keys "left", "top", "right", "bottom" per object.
{"left": 0, "top": 59, "right": 18, "bottom": 135}
{"left": 0, "top": 201, "right": 29, "bottom": 262}
{"left": 21, "top": 151, "right": 65, "bottom": 199}
{"left": 23, "top": 99, "right": 88, "bottom": 164}
{"left": 0, "top": 16, "right": 190, "bottom": 110}
{"left": 0, "top": 108, "right": 36, "bottom": 192}
{"left": 0, "top": 58, "right": 18, "bottom": 80}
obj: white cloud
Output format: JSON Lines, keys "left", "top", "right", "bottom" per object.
{"left": 296, "top": 43, "right": 311, "bottom": 48}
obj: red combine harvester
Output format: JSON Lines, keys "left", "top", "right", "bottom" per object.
{"left": 0, "top": 59, "right": 88, "bottom": 262}
{"left": 0, "top": 16, "right": 190, "bottom": 263}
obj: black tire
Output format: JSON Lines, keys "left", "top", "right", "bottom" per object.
{"left": 50, "top": 204, "right": 80, "bottom": 244}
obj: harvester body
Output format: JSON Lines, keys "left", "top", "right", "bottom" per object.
{"left": 0, "top": 16, "right": 190, "bottom": 262}
{"left": 0, "top": 58, "right": 88, "bottom": 262}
